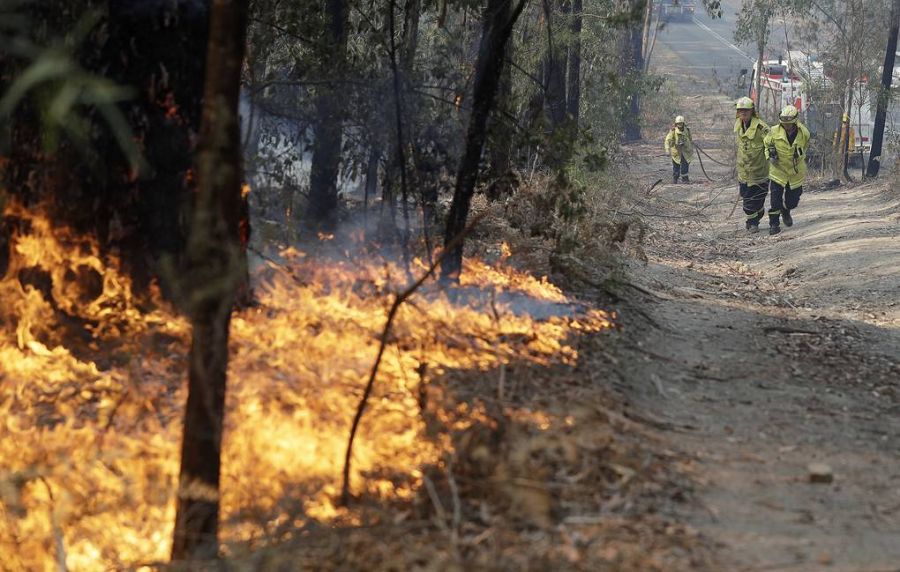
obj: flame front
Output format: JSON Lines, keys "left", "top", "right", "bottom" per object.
{"left": 0, "top": 203, "right": 613, "bottom": 569}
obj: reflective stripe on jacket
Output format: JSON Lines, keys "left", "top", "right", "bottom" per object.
{"left": 664, "top": 127, "right": 694, "bottom": 164}
{"left": 764, "top": 122, "right": 810, "bottom": 188}
{"left": 734, "top": 116, "right": 769, "bottom": 185}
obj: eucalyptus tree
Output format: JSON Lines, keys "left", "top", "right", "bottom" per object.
{"left": 866, "top": 0, "right": 900, "bottom": 178}
{"left": 171, "top": 0, "right": 249, "bottom": 560}
{"left": 798, "top": 0, "right": 891, "bottom": 178}
{"left": 735, "top": 0, "right": 775, "bottom": 107}
{"left": 441, "top": 0, "right": 529, "bottom": 281}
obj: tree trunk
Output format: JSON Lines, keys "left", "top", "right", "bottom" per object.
{"left": 866, "top": 0, "right": 899, "bottom": 178}
{"left": 640, "top": 0, "right": 653, "bottom": 62}
{"left": 566, "top": 0, "right": 582, "bottom": 125}
{"left": 841, "top": 82, "right": 853, "bottom": 181}
{"left": 364, "top": 147, "right": 380, "bottom": 219}
{"left": 307, "top": 0, "right": 349, "bottom": 229}
{"left": 441, "top": 0, "right": 528, "bottom": 281}
{"left": 171, "top": 0, "right": 249, "bottom": 560}
{"left": 644, "top": 3, "right": 662, "bottom": 72}
{"left": 620, "top": 1, "right": 644, "bottom": 142}
{"left": 754, "top": 38, "right": 765, "bottom": 109}
{"left": 487, "top": 40, "right": 514, "bottom": 199}
{"left": 628, "top": 19, "right": 643, "bottom": 137}
{"left": 401, "top": 0, "right": 422, "bottom": 71}
{"left": 545, "top": 0, "right": 569, "bottom": 130}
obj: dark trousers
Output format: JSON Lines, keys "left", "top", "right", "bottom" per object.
{"left": 672, "top": 159, "right": 689, "bottom": 180}
{"left": 769, "top": 180, "right": 802, "bottom": 213}
{"left": 739, "top": 182, "right": 767, "bottom": 223}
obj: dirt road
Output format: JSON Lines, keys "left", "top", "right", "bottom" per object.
{"left": 612, "top": 117, "right": 900, "bottom": 570}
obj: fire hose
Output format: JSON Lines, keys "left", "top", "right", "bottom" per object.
{"left": 692, "top": 142, "right": 733, "bottom": 183}
{"left": 690, "top": 143, "right": 743, "bottom": 218}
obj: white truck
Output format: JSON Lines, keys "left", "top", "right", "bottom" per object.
{"left": 749, "top": 53, "right": 876, "bottom": 161}
{"left": 653, "top": 0, "right": 696, "bottom": 22}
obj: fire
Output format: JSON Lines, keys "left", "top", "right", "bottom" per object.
{"left": 161, "top": 92, "right": 180, "bottom": 121}
{"left": 0, "top": 202, "right": 613, "bottom": 569}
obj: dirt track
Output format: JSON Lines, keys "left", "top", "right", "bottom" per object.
{"left": 611, "top": 112, "right": 900, "bottom": 570}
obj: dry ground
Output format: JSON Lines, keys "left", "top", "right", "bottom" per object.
{"left": 608, "top": 99, "right": 900, "bottom": 571}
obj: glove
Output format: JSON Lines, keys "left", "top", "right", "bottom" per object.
{"left": 793, "top": 147, "right": 801, "bottom": 159}
{"left": 676, "top": 140, "right": 685, "bottom": 147}
{"left": 768, "top": 148, "right": 779, "bottom": 163}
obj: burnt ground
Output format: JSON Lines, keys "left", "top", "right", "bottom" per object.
{"left": 605, "top": 105, "right": 900, "bottom": 571}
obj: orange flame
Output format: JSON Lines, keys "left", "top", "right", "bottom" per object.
{"left": 0, "top": 202, "right": 613, "bottom": 569}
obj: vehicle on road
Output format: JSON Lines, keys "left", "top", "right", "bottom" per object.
{"left": 653, "top": 0, "right": 696, "bottom": 22}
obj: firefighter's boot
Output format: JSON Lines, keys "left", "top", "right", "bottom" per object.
{"left": 681, "top": 175, "right": 690, "bottom": 184}
{"left": 746, "top": 220, "right": 759, "bottom": 234}
{"left": 782, "top": 209, "right": 793, "bottom": 227}
{"left": 768, "top": 211, "right": 781, "bottom": 235}
{"left": 673, "top": 174, "right": 680, "bottom": 184}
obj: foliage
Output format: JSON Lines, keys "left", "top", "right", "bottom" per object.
{"left": 242, "top": 0, "right": 678, "bottom": 230}
{"left": 0, "top": 3, "right": 142, "bottom": 170}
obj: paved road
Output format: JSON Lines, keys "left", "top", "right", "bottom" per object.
{"left": 649, "top": 0, "right": 788, "bottom": 97}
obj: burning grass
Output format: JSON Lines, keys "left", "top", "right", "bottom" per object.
{"left": 0, "top": 202, "right": 614, "bottom": 569}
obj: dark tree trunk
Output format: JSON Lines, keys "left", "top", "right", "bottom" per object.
{"left": 545, "top": 0, "right": 569, "bottom": 130}
{"left": 521, "top": 46, "right": 547, "bottom": 133}
{"left": 566, "top": 0, "right": 582, "bottom": 126}
{"left": 401, "top": 0, "right": 422, "bottom": 70}
{"left": 620, "top": 3, "right": 644, "bottom": 143}
{"left": 307, "top": 0, "right": 349, "bottom": 228}
{"left": 171, "top": 0, "right": 249, "bottom": 560}
{"left": 487, "top": 40, "right": 514, "bottom": 199}
{"left": 364, "top": 147, "right": 380, "bottom": 217}
{"left": 866, "top": 0, "right": 899, "bottom": 178}
{"left": 754, "top": 38, "right": 765, "bottom": 108}
{"left": 441, "top": 0, "right": 528, "bottom": 281}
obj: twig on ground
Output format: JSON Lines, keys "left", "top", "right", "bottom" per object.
{"left": 447, "top": 458, "right": 462, "bottom": 545}
{"left": 763, "top": 326, "right": 818, "bottom": 336}
{"left": 423, "top": 475, "right": 450, "bottom": 532}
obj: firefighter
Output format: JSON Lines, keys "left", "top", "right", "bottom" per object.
{"left": 734, "top": 96, "right": 769, "bottom": 233}
{"left": 764, "top": 104, "right": 809, "bottom": 235}
{"left": 664, "top": 115, "right": 693, "bottom": 184}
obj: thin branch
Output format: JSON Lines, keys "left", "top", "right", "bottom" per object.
{"left": 409, "top": 88, "right": 523, "bottom": 130}
{"left": 250, "top": 17, "right": 318, "bottom": 45}
{"left": 807, "top": 0, "right": 849, "bottom": 44}
{"left": 541, "top": 0, "right": 554, "bottom": 92}
{"left": 505, "top": 57, "right": 544, "bottom": 87}
{"left": 340, "top": 209, "right": 492, "bottom": 506}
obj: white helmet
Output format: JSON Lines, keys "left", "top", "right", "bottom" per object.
{"left": 675, "top": 115, "right": 685, "bottom": 124}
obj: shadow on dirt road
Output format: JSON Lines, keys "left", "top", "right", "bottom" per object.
{"left": 609, "top": 128, "right": 900, "bottom": 570}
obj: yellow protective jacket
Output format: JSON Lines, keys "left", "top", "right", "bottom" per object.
{"left": 664, "top": 126, "right": 694, "bottom": 164}
{"left": 734, "top": 116, "right": 769, "bottom": 185}
{"left": 764, "top": 122, "right": 810, "bottom": 188}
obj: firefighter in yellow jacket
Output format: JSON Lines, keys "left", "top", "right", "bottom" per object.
{"left": 664, "top": 115, "right": 693, "bottom": 184}
{"left": 733, "top": 97, "right": 769, "bottom": 233}
{"left": 764, "top": 104, "right": 810, "bottom": 235}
